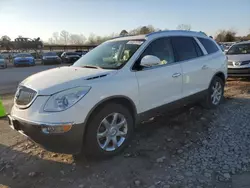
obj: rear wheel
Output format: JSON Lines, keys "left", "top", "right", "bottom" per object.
{"left": 202, "top": 76, "right": 224, "bottom": 109}
{"left": 84, "top": 103, "right": 134, "bottom": 159}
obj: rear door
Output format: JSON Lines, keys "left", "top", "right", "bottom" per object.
{"left": 171, "top": 36, "right": 206, "bottom": 97}
{"left": 196, "top": 37, "right": 223, "bottom": 87}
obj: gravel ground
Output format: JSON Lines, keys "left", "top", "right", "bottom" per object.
{"left": 0, "top": 78, "right": 249, "bottom": 188}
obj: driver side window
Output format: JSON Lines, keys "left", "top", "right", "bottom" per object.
{"left": 142, "top": 38, "right": 174, "bottom": 65}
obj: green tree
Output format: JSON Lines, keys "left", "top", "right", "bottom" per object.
{"left": 120, "top": 30, "right": 128, "bottom": 36}
{"left": 1, "top": 35, "right": 11, "bottom": 41}
{"left": 139, "top": 26, "right": 151, "bottom": 34}
{"left": 215, "top": 30, "right": 236, "bottom": 42}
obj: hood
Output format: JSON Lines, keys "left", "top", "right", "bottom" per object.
{"left": 227, "top": 54, "right": 250, "bottom": 62}
{"left": 20, "top": 66, "right": 117, "bottom": 95}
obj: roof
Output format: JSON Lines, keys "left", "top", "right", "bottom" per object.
{"left": 109, "top": 30, "right": 208, "bottom": 42}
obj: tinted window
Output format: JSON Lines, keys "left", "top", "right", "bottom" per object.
{"left": 171, "top": 37, "right": 199, "bottom": 61}
{"left": 66, "top": 52, "right": 79, "bottom": 55}
{"left": 193, "top": 40, "right": 203, "bottom": 57}
{"left": 140, "top": 38, "right": 174, "bottom": 65}
{"left": 198, "top": 37, "right": 219, "bottom": 54}
{"left": 43, "top": 52, "right": 57, "bottom": 56}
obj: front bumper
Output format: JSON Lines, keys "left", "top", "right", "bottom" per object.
{"left": 14, "top": 61, "right": 33, "bottom": 66}
{"left": 8, "top": 115, "right": 85, "bottom": 154}
{"left": 228, "top": 68, "right": 250, "bottom": 77}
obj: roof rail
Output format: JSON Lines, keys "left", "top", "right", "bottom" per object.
{"left": 146, "top": 30, "right": 207, "bottom": 37}
{"left": 111, "top": 34, "right": 137, "bottom": 39}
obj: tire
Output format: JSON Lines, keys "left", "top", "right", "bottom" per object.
{"left": 83, "top": 103, "right": 134, "bottom": 159}
{"left": 201, "top": 76, "right": 224, "bottom": 109}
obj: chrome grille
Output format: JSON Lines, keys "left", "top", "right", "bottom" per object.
{"left": 242, "top": 60, "right": 250, "bottom": 65}
{"left": 15, "top": 86, "right": 37, "bottom": 107}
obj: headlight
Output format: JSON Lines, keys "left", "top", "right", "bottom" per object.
{"left": 44, "top": 86, "right": 91, "bottom": 112}
{"left": 43, "top": 56, "right": 47, "bottom": 60}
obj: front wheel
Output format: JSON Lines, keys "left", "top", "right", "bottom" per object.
{"left": 202, "top": 76, "right": 224, "bottom": 109}
{"left": 84, "top": 103, "right": 134, "bottom": 159}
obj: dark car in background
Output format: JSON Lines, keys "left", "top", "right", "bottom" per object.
{"left": 75, "top": 50, "right": 88, "bottom": 57}
{"left": 61, "top": 52, "right": 81, "bottom": 64}
{"left": 42, "top": 52, "right": 62, "bottom": 65}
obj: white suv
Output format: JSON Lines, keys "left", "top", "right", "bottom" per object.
{"left": 8, "top": 30, "right": 227, "bottom": 158}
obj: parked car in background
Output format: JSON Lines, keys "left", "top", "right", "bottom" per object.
{"left": 61, "top": 52, "right": 81, "bottom": 64}
{"left": 42, "top": 52, "right": 62, "bottom": 65}
{"left": 226, "top": 41, "right": 250, "bottom": 77}
{"left": 13, "top": 53, "right": 35, "bottom": 66}
{"left": 56, "top": 51, "right": 64, "bottom": 58}
{"left": 219, "top": 44, "right": 225, "bottom": 52}
{"left": 8, "top": 30, "right": 227, "bottom": 158}
{"left": 75, "top": 50, "right": 88, "bottom": 56}
{"left": 0, "top": 54, "right": 7, "bottom": 68}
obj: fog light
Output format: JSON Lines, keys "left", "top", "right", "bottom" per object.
{"left": 42, "top": 124, "right": 72, "bottom": 134}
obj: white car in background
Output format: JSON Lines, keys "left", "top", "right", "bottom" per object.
{"left": 8, "top": 30, "right": 227, "bottom": 158}
{"left": 226, "top": 41, "right": 250, "bottom": 77}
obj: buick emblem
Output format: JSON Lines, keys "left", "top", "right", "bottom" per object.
{"left": 233, "top": 62, "right": 241, "bottom": 66}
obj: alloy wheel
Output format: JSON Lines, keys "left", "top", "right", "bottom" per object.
{"left": 97, "top": 112, "right": 128, "bottom": 152}
{"left": 211, "top": 81, "right": 222, "bottom": 105}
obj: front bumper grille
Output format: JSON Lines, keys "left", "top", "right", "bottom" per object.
{"left": 15, "top": 86, "right": 37, "bottom": 108}
{"left": 18, "top": 59, "right": 29, "bottom": 62}
{"left": 228, "top": 61, "right": 233, "bottom": 66}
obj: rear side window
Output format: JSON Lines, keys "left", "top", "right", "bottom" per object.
{"left": 198, "top": 37, "right": 219, "bottom": 54}
{"left": 171, "top": 36, "right": 200, "bottom": 62}
{"left": 193, "top": 40, "right": 203, "bottom": 57}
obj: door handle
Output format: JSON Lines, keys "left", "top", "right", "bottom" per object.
{"left": 202, "top": 65, "right": 208, "bottom": 70}
{"left": 172, "top": 73, "right": 182, "bottom": 78}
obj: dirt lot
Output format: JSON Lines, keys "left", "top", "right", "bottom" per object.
{"left": 0, "top": 78, "right": 250, "bottom": 188}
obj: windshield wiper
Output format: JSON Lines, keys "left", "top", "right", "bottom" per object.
{"left": 81, "top": 65, "right": 102, "bottom": 69}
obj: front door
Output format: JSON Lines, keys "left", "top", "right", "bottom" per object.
{"left": 134, "top": 37, "right": 183, "bottom": 113}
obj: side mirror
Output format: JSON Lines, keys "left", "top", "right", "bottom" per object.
{"left": 140, "top": 55, "right": 161, "bottom": 67}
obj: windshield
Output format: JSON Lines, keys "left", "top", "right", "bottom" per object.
{"left": 73, "top": 39, "right": 144, "bottom": 69}
{"left": 0, "top": 55, "right": 3, "bottom": 59}
{"left": 227, "top": 43, "right": 250, "bottom": 55}
{"left": 15, "top": 53, "right": 32, "bottom": 57}
{"left": 43, "top": 52, "right": 57, "bottom": 56}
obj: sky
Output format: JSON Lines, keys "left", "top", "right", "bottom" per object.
{"left": 0, "top": 0, "right": 250, "bottom": 41}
